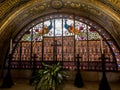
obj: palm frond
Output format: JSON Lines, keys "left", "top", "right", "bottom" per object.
{"left": 32, "top": 62, "right": 69, "bottom": 90}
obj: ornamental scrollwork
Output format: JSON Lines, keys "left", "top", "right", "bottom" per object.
{"left": 50, "top": 0, "right": 63, "bottom": 9}
{"left": 14, "top": 3, "right": 47, "bottom": 24}
{"left": 66, "top": 2, "right": 102, "bottom": 16}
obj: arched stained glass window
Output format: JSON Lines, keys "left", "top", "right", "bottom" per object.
{"left": 21, "top": 18, "right": 101, "bottom": 41}
{"left": 11, "top": 14, "right": 119, "bottom": 71}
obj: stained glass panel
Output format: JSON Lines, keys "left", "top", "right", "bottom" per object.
{"left": 88, "top": 27, "right": 101, "bottom": 40}
{"left": 21, "top": 18, "right": 102, "bottom": 40}
{"left": 12, "top": 14, "right": 119, "bottom": 71}
{"left": 21, "top": 29, "right": 32, "bottom": 41}
{"left": 32, "top": 23, "right": 43, "bottom": 41}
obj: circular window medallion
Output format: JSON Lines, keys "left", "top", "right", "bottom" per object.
{"left": 51, "top": 0, "right": 63, "bottom": 9}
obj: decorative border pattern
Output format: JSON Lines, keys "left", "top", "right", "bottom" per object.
{"left": 99, "top": 0, "right": 120, "bottom": 13}
{"left": 50, "top": 0, "right": 63, "bottom": 9}
{"left": 0, "top": 0, "right": 30, "bottom": 22}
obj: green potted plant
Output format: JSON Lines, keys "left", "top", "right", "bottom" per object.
{"left": 32, "top": 62, "right": 69, "bottom": 90}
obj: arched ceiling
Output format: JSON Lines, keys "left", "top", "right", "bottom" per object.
{"left": 0, "top": 0, "right": 120, "bottom": 62}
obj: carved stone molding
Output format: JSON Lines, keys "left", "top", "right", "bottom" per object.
{"left": 0, "top": 0, "right": 19, "bottom": 18}
{"left": 108, "top": 0, "right": 120, "bottom": 8}
{"left": 99, "top": 0, "right": 120, "bottom": 13}
{"left": 50, "top": 0, "right": 63, "bottom": 9}
{"left": 0, "top": 0, "right": 29, "bottom": 22}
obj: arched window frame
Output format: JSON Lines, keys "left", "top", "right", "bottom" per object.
{"left": 11, "top": 13, "right": 120, "bottom": 71}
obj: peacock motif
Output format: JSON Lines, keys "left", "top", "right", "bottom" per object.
{"left": 64, "top": 19, "right": 82, "bottom": 34}
{"left": 38, "top": 20, "right": 53, "bottom": 35}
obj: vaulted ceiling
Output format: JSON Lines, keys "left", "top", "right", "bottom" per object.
{"left": 0, "top": 0, "right": 120, "bottom": 62}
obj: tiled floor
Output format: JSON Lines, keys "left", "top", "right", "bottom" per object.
{"left": 0, "top": 79, "right": 120, "bottom": 90}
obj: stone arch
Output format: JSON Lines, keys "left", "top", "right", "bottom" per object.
{"left": 0, "top": 0, "right": 120, "bottom": 66}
